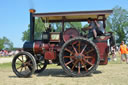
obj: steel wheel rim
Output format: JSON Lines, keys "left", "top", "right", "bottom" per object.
{"left": 14, "top": 54, "right": 34, "bottom": 76}
{"left": 60, "top": 37, "right": 99, "bottom": 76}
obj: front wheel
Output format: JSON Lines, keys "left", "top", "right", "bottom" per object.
{"left": 59, "top": 37, "right": 100, "bottom": 77}
{"left": 12, "top": 52, "right": 36, "bottom": 77}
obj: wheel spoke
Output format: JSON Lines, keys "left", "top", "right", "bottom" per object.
{"left": 16, "top": 66, "right": 22, "bottom": 70}
{"left": 84, "top": 56, "right": 93, "bottom": 59}
{"left": 83, "top": 58, "right": 93, "bottom": 66}
{"left": 16, "top": 63, "right": 21, "bottom": 65}
{"left": 78, "top": 62, "right": 81, "bottom": 74}
{"left": 72, "top": 41, "right": 78, "bottom": 45}
{"left": 71, "top": 60, "right": 78, "bottom": 70}
{"left": 80, "top": 44, "right": 87, "bottom": 54}
{"left": 84, "top": 49, "right": 94, "bottom": 55}
{"left": 37, "top": 64, "right": 39, "bottom": 70}
{"left": 24, "top": 66, "right": 27, "bottom": 70}
{"left": 25, "top": 60, "right": 32, "bottom": 66}
{"left": 17, "top": 58, "right": 23, "bottom": 63}
{"left": 27, "top": 63, "right": 33, "bottom": 66}
{"left": 64, "top": 56, "right": 75, "bottom": 58}
{"left": 21, "top": 56, "right": 24, "bottom": 63}
{"left": 72, "top": 44, "right": 78, "bottom": 54}
{"left": 86, "top": 60, "right": 93, "bottom": 66}
{"left": 20, "top": 67, "right": 23, "bottom": 72}
{"left": 35, "top": 60, "right": 47, "bottom": 73}
{"left": 78, "top": 41, "right": 81, "bottom": 53}
{"left": 65, "top": 60, "right": 73, "bottom": 66}
{"left": 80, "top": 60, "right": 88, "bottom": 72}
{"left": 38, "top": 65, "right": 42, "bottom": 69}
{"left": 65, "top": 48, "right": 74, "bottom": 55}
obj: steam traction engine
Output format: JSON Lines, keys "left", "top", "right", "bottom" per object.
{"left": 12, "top": 9, "right": 115, "bottom": 77}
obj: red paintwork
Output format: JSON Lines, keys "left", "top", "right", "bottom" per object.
{"left": 96, "top": 36, "right": 110, "bottom": 65}
{"left": 44, "top": 51, "right": 56, "bottom": 60}
{"left": 33, "top": 35, "right": 110, "bottom": 64}
{"left": 96, "top": 42, "right": 109, "bottom": 65}
{"left": 96, "top": 36, "right": 110, "bottom": 41}
{"left": 34, "top": 41, "right": 57, "bottom": 60}
{"left": 34, "top": 41, "right": 49, "bottom": 54}
{"left": 91, "top": 57, "right": 96, "bottom": 64}
{"left": 34, "top": 41, "right": 43, "bottom": 54}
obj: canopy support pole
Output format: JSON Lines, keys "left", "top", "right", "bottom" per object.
{"left": 62, "top": 16, "right": 65, "bottom": 32}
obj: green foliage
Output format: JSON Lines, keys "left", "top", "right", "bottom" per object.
{"left": 22, "top": 18, "right": 83, "bottom": 41}
{"left": 106, "top": 6, "right": 128, "bottom": 43}
{"left": 0, "top": 38, "right": 4, "bottom": 49}
{"left": 22, "top": 18, "right": 46, "bottom": 41}
{"left": 66, "top": 22, "right": 82, "bottom": 32}
{"left": 0, "top": 62, "right": 11, "bottom": 69}
{"left": 34, "top": 18, "right": 46, "bottom": 40}
{"left": 65, "top": 22, "right": 82, "bottom": 28}
{"left": 0, "top": 37, "right": 13, "bottom": 50}
{"left": 22, "top": 28, "right": 30, "bottom": 41}
{"left": 52, "top": 22, "right": 82, "bottom": 32}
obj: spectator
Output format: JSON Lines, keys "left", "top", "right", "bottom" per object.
{"left": 111, "top": 46, "right": 117, "bottom": 61}
{"left": 119, "top": 41, "right": 128, "bottom": 64}
{"left": 14, "top": 50, "right": 19, "bottom": 55}
{"left": 0, "top": 50, "right": 4, "bottom": 56}
{"left": 4, "top": 50, "right": 8, "bottom": 56}
{"left": 8, "top": 51, "right": 15, "bottom": 56}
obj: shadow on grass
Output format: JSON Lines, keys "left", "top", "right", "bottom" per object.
{"left": 36, "top": 68, "right": 102, "bottom": 77}
{"left": 9, "top": 76, "right": 33, "bottom": 78}
{"left": 93, "top": 70, "right": 102, "bottom": 74}
{"left": 8, "top": 69, "right": 102, "bottom": 78}
{"left": 36, "top": 68, "right": 68, "bottom": 77}
{"left": 8, "top": 69, "right": 66, "bottom": 78}
{"left": 8, "top": 66, "right": 102, "bottom": 78}
{"left": 9, "top": 76, "right": 20, "bottom": 78}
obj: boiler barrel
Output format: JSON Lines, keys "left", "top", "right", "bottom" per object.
{"left": 23, "top": 41, "right": 34, "bottom": 53}
{"left": 23, "top": 41, "right": 49, "bottom": 54}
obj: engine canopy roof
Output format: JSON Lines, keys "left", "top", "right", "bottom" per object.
{"left": 33, "top": 10, "right": 113, "bottom": 22}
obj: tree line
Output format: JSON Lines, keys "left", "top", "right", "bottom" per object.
{"left": 106, "top": 6, "right": 128, "bottom": 44}
{"left": 0, "top": 36, "right": 13, "bottom": 50}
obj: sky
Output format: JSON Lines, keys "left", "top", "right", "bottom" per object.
{"left": 0, "top": 0, "right": 128, "bottom": 48}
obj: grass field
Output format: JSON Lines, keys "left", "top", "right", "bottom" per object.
{"left": 0, "top": 63, "right": 128, "bottom": 85}
{"left": 0, "top": 53, "right": 128, "bottom": 85}
{"left": 0, "top": 62, "right": 11, "bottom": 68}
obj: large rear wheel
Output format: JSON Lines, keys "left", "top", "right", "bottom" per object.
{"left": 59, "top": 37, "right": 100, "bottom": 77}
{"left": 12, "top": 52, "right": 36, "bottom": 77}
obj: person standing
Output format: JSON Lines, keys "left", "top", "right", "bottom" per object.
{"left": 111, "top": 46, "right": 117, "bottom": 61}
{"left": 119, "top": 41, "right": 128, "bottom": 64}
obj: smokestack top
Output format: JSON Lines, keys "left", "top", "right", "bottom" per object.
{"left": 29, "top": 9, "right": 36, "bottom": 13}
